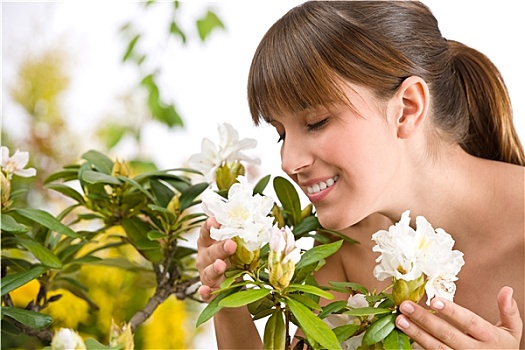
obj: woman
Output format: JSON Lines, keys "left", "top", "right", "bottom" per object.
{"left": 197, "top": 1, "right": 524, "bottom": 348}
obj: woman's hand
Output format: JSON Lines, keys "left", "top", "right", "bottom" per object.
{"left": 396, "top": 286, "right": 523, "bottom": 349}
{"left": 196, "top": 217, "right": 237, "bottom": 303}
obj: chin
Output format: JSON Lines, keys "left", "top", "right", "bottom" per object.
{"left": 316, "top": 211, "right": 357, "bottom": 232}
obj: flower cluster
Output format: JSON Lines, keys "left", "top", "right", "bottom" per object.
{"left": 372, "top": 210, "right": 464, "bottom": 305}
{"left": 201, "top": 175, "right": 275, "bottom": 270}
{"left": 1, "top": 146, "right": 37, "bottom": 179}
{"left": 0, "top": 146, "right": 37, "bottom": 209}
{"left": 188, "top": 123, "right": 260, "bottom": 189}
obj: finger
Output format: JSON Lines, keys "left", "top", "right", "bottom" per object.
{"left": 428, "top": 298, "right": 493, "bottom": 342}
{"left": 198, "top": 284, "right": 214, "bottom": 303}
{"left": 396, "top": 314, "right": 446, "bottom": 350}
{"left": 197, "top": 217, "right": 221, "bottom": 247}
{"left": 397, "top": 300, "right": 472, "bottom": 348}
{"left": 199, "top": 259, "right": 228, "bottom": 288}
{"left": 197, "top": 239, "right": 237, "bottom": 269}
{"left": 496, "top": 286, "right": 523, "bottom": 340}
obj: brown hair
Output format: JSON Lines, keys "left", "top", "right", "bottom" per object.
{"left": 247, "top": 1, "right": 525, "bottom": 165}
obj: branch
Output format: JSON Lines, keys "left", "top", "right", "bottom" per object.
{"left": 128, "top": 276, "right": 201, "bottom": 333}
{"left": 11, "top": 322, "right": 54, "bottom": 344}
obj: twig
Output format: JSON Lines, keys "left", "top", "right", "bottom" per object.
{"left": 128, "top": 276, "right": 201, "bottom": 332}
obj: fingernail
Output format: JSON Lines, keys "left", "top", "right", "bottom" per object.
{"left": 433, "top": 300, "right": 445, "bottom": 310}
{"left": 400, "top": 302, "right": 415, "bottom": 314}
{"left": 397, "top": 317, "right": 410, "bottom": 329}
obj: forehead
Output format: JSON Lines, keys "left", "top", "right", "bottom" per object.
{"left": 266, "top": 82, "right": 379, "bottom": 123}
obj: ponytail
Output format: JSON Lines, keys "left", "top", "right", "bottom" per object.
{"left": 448, "top": 40, "right": 525, "bottom": 165}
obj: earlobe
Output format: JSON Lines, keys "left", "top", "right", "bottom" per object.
{"left": 395, "top": 76, "right": 429, "bottom": 139}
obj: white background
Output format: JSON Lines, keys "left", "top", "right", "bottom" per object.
{"left": 2, "top": 1, "right": 524, "bottom": 348}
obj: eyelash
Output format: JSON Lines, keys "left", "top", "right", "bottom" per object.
{"left": 307, "top": 117, "right": 329, "bottom": 131}
{"left": 276, "top": 117, "right": 330, "bottom": 143}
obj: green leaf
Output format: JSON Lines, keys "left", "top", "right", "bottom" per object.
{"left": 362, "top": 313, "right": 396, "bottom": 346}
{"left": 44, "top": 168, "right": 80, "bottom": 184}
{"left": 328, "top": 281, "right": 369, "bottom": 294}
{"left": 85, "top": 338, "right": 112, "bottom": 349}
{"left": 179, "top": 182, "right": 208, "bottom": 211}
{"left": 46, "top": 183, "right": 86, "bottom": 204}
{"left": 82, "top": 150, "right": 114, "bottom": 174}
{"left": 295, "top": 240, "right": 343, "bottom": 269}
{"left": 288, "top": 294, "right": 322, "bottom": 311}
{"left": 247, "top": 295, "right": 275, "bottom": 316}
{"left": 169, "top": 20, "right": 186, "bottom": 43}
{"left": 263, "top": 310, "right": 286, "bottom": 350}
{"left": 15, "top": 237, "right": 63, "bottom": 268}
{"left": 293, "top": 216, "right": 321, "bottom": 237}
{"left": 383, "top": 328, "right": 412, "bottom": 350}
{"left": 318, "top": 300, "right": 348, "bottom": 319}
{"left": 219, "top": 288, "right": 271, "bottom": 308}
{"left": 273, "top": 176, "right": 302, "bottom": 226}
{"left": 121, "top": 217, "right": 162, "bottom": 263}
{"left": 287, "top": 284, "right": 334, "bottom": 300}
{"left": 1, "top": 214, "right": 28, "bottom": 233}
{"left": 333, "top": 324, "right": 359, "bottom": 343}
{"left": 1, "top": 266, "right": 47, "bottom": 296}
{"left": 123, "top": 34, "right": 140, "bottom": 62}
{"left": 253, "top": 175, "right": 271, "bottom": 196}
{"left": 82, "top": 171, "right": 121, "bottom": 186}
{"left": 13, "top": 208, "right": 82, "bottom": 239}
{"left": 118, "top": 176, "right": 156, "bottom": 202}
{"left": 196, "top": 10, "right": 225, "bottom": 41}
{"left": 219, "top": 270, "right": 246, "bottom": 289}
{"left": 149, "top": 178, "right": 175, "bottom": 207}
{"left": 1, "top": 307, "right": 53, "bottom": 329}
{"left": 97, "top": 122, "right": 128, "bottom": 149}
{"left": 196, "top": 287, "right": 242, "bottom": 327}
{"left": 344, "top": 307, "right": 392, "bottom": 317}
{"left": 286, "top": 297, "right": 341, "bottom": 350}
{"left": 147, "top": 230, "right": 167, "bottom": 240}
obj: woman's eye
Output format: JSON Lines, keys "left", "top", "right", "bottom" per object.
{"left": 277, "top": 133, "right": 286, "bottom": 143}
{"left": 306, "top": 117, "right": 329, "bottom": 131}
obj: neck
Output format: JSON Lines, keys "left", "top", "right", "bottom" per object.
{"left": 380, "top": 144, "right": 491, "bottom": 236}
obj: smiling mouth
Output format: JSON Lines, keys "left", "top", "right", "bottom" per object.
{"left": 306, "top": 175, "right": 339, "bottom": 195}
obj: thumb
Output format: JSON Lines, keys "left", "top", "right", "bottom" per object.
{"left": 497, "top": 286, "right": 523, "bottom": 340}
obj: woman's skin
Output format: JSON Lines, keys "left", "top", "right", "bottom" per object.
{"left": 197, "top": 77, "right": 524, "bottom": 348}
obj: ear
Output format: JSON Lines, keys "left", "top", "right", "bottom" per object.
{"left": 393, "top": 76, "right": 429, "bottom": 139}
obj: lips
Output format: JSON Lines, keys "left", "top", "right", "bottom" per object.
{"left": 306, "top": 175, "right": 339, "bottom": 194}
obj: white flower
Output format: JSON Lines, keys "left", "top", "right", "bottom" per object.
{"left": 269, "top": 225, "right": 301, "bottom": 265}
{"left": 268, "top": 225, "right": 301, "bottom": 290}
{"left": 202, "top": 175, "right": 274, "bottom": 251}
{"left": 0, "top": 146, "right": 37, "bottom": 179}
{"left": 51, "top": 328, "right": 86, "bottom": 350}
{"left": 372, "top": 210, "right": 464, "bottom": 305}
{"left": 188, "top": 123, "right": 260, "bottom": 182}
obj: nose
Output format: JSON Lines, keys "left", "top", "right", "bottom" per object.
{"left": 280, "top": 136, "right": 312, "bottom": 175}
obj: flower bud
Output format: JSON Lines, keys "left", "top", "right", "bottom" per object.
{"left": 392, "top": 274, "right": 426, "bottom": 306}
{"left": 271, "top": 204, "right": 286, "bottom": 228}
{"left": 51, "top": 328, "right": 86, "bottom": 350}
{"left": 111, "top": 159, "right": 130, "bottom": 178}
{"left": 300, "top": 203, "right": 314, "bottom": 219}
{"left": 167, "top": 192, "right": 181, "bottom": 216}
{"left": 215, "top": 161, "right": 245, "bottom": 192}
{"left": 1, "top": 171, "right": 11, "bottom": 209}
{"left": 268, "top": 226, "right": 301, "bottom": 291}
{"left": 229, "top": 236, "right": 260, "bottom": 271}
{"left": 109, "top": 320, "right": 134, "bottom": 350}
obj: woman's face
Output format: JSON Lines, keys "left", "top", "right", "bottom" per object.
{"left": 270, "top": 83, "right": 403, "bottom": 230}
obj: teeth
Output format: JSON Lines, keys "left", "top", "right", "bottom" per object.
{"left": 307, "top": 175, "right": 339, "bottom": 194}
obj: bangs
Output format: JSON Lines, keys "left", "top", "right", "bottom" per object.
{"left": 247, "top": 5, "right": 350, "bottom": 124}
